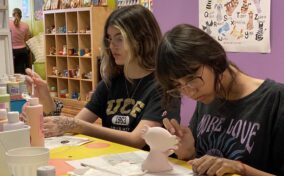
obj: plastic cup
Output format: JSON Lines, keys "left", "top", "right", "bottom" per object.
{"left": 5, "top": 147, "right": 49, "bottom": 176}
{"left": 0, "top": 125, "right": 30, "bottom": 176}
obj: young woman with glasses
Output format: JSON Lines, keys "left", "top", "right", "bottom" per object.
{"left": 25, "top": 5, "right": 180, "bottom": 149}
{"left": 155, "top": 24, "right": 284, "bottom": 176}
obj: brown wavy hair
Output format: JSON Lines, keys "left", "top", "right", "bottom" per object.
{"left": 100, "top": 5, "right": 162, "bottom": 83}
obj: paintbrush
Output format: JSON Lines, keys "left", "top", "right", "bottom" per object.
{"left": 81, "top": 162, "right": 121, "bottom": 175}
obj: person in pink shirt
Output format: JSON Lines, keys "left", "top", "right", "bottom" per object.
{"left": 9, "top": 8, "right": 31, "bottom": 74}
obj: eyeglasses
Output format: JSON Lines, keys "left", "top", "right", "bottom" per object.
{"left": 105, "top": 35, "right": 124, "bottom": 48}
{"left": 166, "top": 66, "right": 205, "bottom": 97}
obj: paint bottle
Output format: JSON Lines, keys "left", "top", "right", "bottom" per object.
{"left": 0, "top": 109, "right": 7, "bottom": 121}
{"left": 18, "top": 74, "right": 28, "bottom": 95}
{"left": 7, "top": 76, "right": 20, "bottom": 100}
{"left": 3, "top": 111, "right": 25, "bottom": 131}
{"left": 0, "top": 109, "right": 7, "bottom": 131}
{"left": 0, "top": 77, "right": 7, "bottom": 88}
{"left": 26, "top": 97, "right": 45, "bottom": 147}
{"left": 0, "top": 86, "right": 10, "bottom": 111}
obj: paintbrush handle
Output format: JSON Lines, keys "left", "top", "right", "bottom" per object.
{"left": 81, "top": 163, "right": 121, "bottom": 175}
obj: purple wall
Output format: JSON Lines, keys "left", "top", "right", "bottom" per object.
{"left": 153, "top": 1, "right": 284, "bottom": 125}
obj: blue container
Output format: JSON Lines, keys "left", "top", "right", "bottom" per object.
{"left": 10, "top": 99, "right": 26, "bottom": 113}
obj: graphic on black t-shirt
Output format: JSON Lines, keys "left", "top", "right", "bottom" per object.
{"left": 106, "top": 98, "right": 145, "bottom": 131}
{"left": 112, "top": 115, "right": 130, "bottom": 126}
{"left": 189, "top": 80, "right": 284, "bottom": 175}
{"left": 196, "top": 114, "right": 260, "bottom": 160}
{"left": 85, "top": 73, "right": 181, "bottom": 133}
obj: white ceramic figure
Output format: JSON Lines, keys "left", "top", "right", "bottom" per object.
{"left": 141, "top": 126, "right": 178, "bottom": 173}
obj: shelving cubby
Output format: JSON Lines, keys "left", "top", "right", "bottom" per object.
{"left": 66, "top": 12, "right": 77, "bottom": 33}
{"left": 45, "top": 35, "right": 56, "bottom": 55}
{"left": 69, "top": 79, "right": 80, "bottom": 99}
{"left": 57, "top": 57, "right": 68, "bottom": 77}
{"left": 67, "top": 57, "right": 80, "bottom": 79}
{"left": 56, "top": 35, "right": 66, "bottom": 55}
{"left": 80, "top": 80, "right": 93, "bottom": 102}
{"left": 44, "top": 13, "right": 55, "bottom": 31}
{"left": 44, "top": 7, "right": 111, "bottom": 108}
{"left": 67, "top": 35, "right": 78, "bottom": 51}
{"left": 55, "top": 13, "right": 66, "bottom": 34}
{"left": 46, "top": 56, "right": 56, "bottom": 76}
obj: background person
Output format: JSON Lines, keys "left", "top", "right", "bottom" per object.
{"left": 9, "top": 8, "right": 31, "bottom": 74}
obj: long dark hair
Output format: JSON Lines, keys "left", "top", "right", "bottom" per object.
{"left": 156, "top": 24, "right": 238, "bottom": 103}
{"left": 101, "top": 5, "right": 162, "bottom": 83}
{"left": 13, "top": 8, "right": 22, "bottom": 27}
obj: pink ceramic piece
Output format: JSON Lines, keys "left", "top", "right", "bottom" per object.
{"left": 141, "top": 126, "right": 178, "bottom": 173}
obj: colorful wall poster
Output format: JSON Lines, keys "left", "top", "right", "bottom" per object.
{"left": 199, "top": 0, "right": 271, "bottom": 53}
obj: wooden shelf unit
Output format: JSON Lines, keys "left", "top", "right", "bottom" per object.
{"left": 44, "top": 7, "right": 111, "bottom": 109}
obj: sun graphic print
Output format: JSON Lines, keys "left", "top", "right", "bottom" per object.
{"left": 196, "top": 131, "right": 246, "bottom": 160}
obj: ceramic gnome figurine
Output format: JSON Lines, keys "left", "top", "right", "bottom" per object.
{"left": 141, "top": 126, "right": 178, "bottom": 173}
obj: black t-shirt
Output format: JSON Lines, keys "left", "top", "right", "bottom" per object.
{"left": 189, "top": 79, "right": 284, "bottom": 175}
{"left": 86, "top": 73, "right": 180, "bottom": 132}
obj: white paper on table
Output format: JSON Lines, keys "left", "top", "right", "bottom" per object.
{"left": 44, "top": 136, "right": 91, "bottom": 149}
{"left": 67, "top": 151, "right": 194, "bottom": 176}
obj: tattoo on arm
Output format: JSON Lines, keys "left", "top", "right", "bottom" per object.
{"left": 53, "top": 117, "right": 82, "bottom": 133}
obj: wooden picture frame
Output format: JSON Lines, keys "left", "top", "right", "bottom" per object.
{"left": 60, "top": 0, "right": 71, "bottom": 9}
{"left": 51, "top": 0, "right": 59, "bottom": 9}
{"left": 81, "top": 0, "right": 91, "bottom": 7}
{"left": 70, "top": 0, "right": 80, "bottom": 8}
{"left": 44, "top": 0, "right": 52, "bottom": 10}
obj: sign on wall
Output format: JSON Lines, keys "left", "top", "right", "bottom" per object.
{"left": 199, "top": 0, "right": 271, "bottom": 53}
